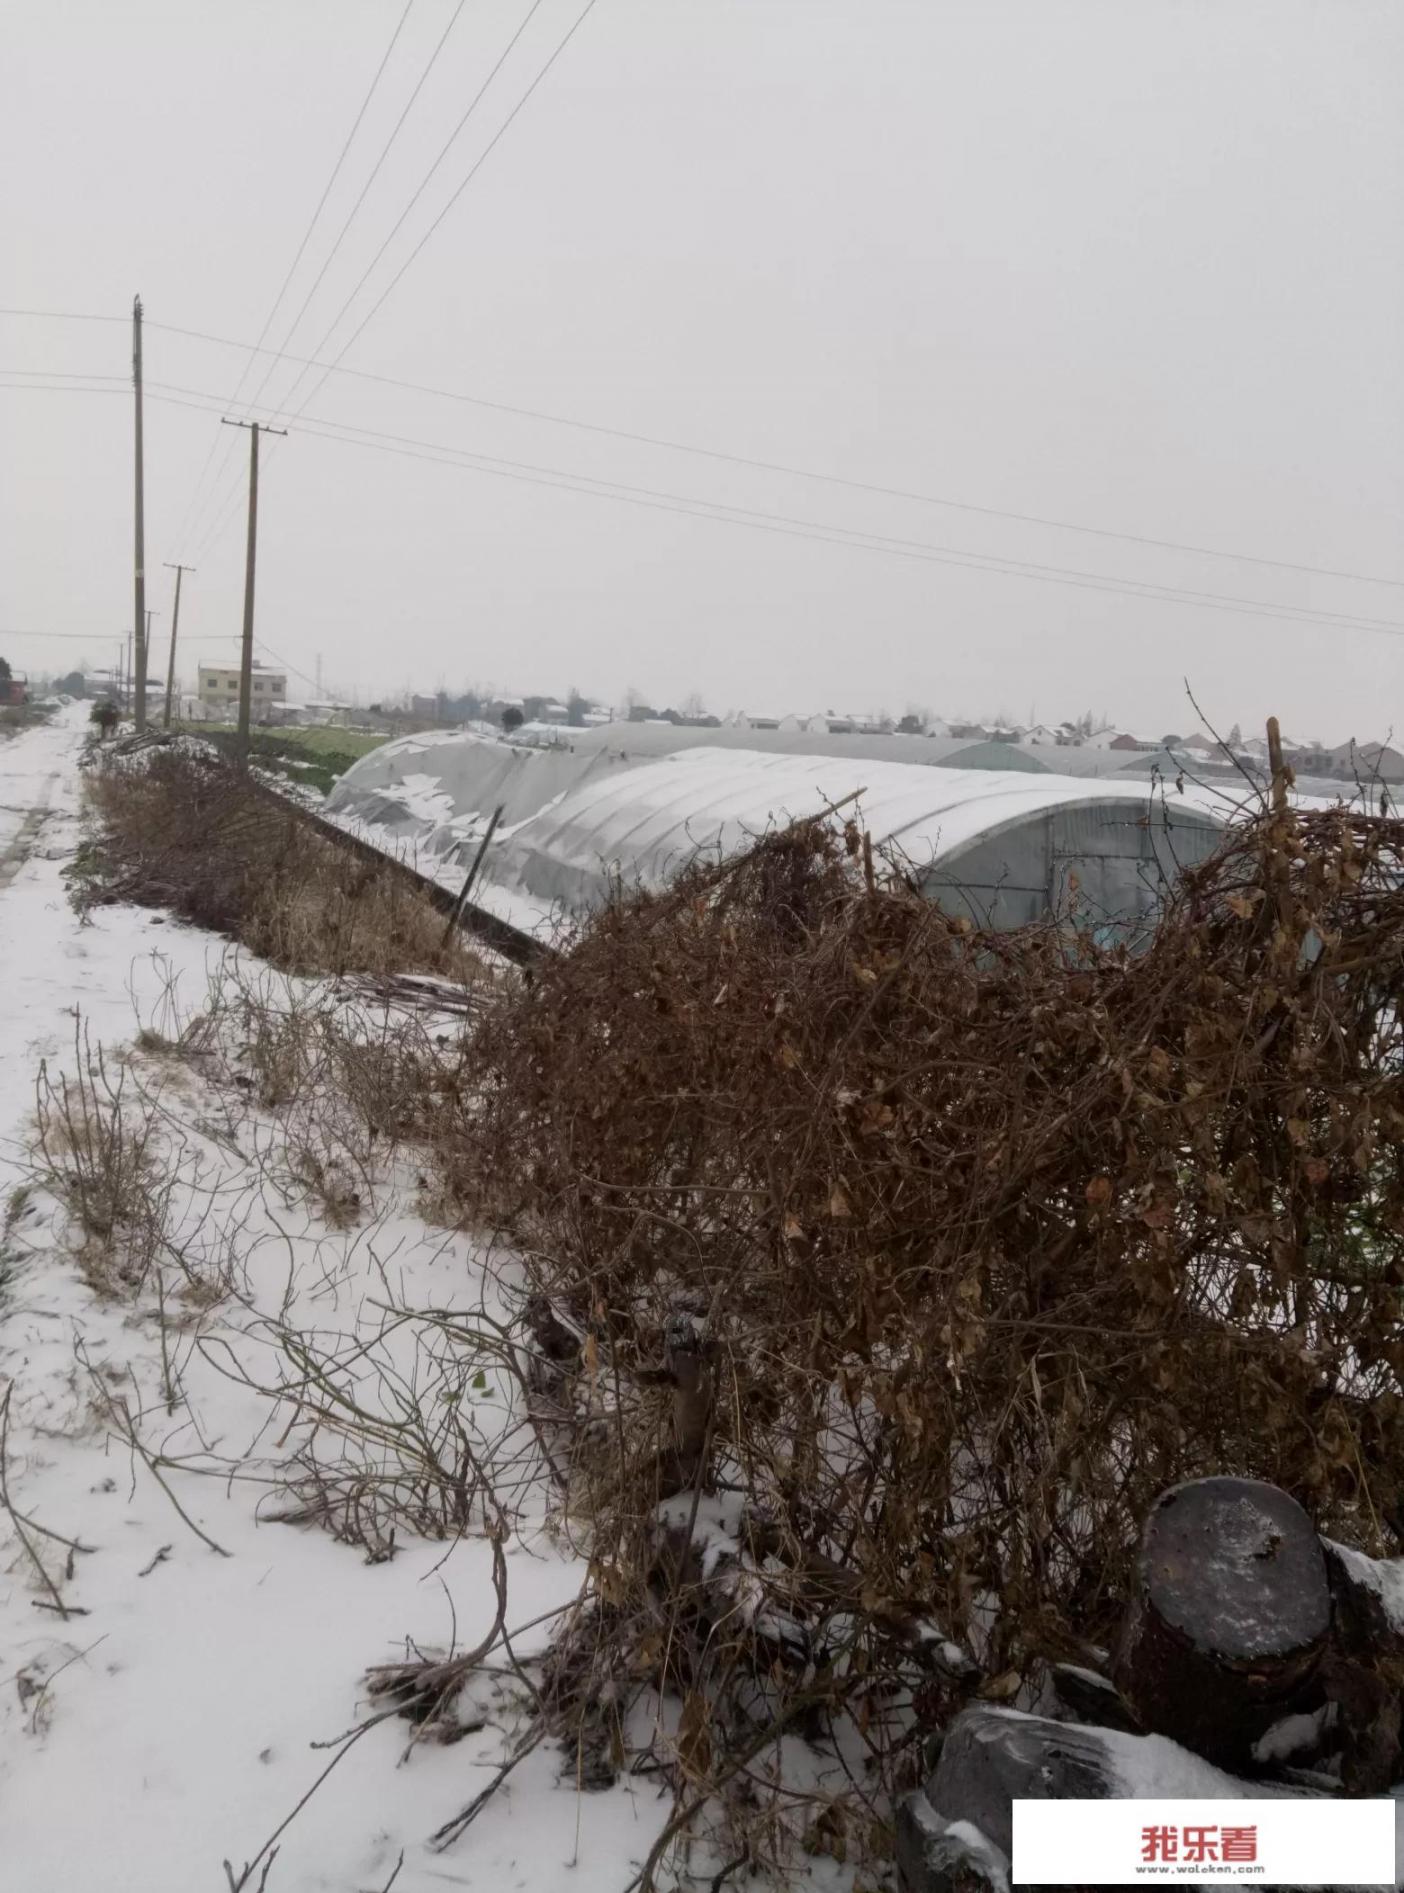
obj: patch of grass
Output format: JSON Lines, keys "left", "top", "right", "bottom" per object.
{"left": 170, "top": 724, "right": 388, "bottom": 794}
{"left": 271, "top": 725, "right": 390, "bottom": 761}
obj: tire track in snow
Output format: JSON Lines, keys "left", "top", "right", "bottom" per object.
{"left": 0, "top": 770, "right": 60, "bottom": 892}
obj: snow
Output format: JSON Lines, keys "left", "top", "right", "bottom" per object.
{"left": 1253, "top": 1707, "right": 1331, "bottom": 1764}
{"left": 326, "top": 729, "right": 1229, "bottom": 925}
{"left": 942, "top": 1818, "right": 1012, "bottom": 1891}
{"left": 0, "top": 710, "right": 656, "bottom": 1892}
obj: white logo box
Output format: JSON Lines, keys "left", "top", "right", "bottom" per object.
{"left": 1013, "top": 1798, "right": 1396, "bottom": 1885}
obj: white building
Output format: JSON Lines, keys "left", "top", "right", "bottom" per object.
{"left": 197, "top": 663, "right": 287, "bottom": 720}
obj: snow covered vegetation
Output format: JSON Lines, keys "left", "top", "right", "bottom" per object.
{"left": 0, "top": 712, "right": 612, "bottom": 1889}
{"left": 5, "top": 705, "right": 1404, "bottom": 1892}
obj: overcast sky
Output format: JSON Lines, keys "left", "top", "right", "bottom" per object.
{"left": 3, "top": 0, "right": 1401, "bottom": 738}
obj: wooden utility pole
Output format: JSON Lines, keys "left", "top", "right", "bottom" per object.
{"left": 140, "top": 609, "right": 159, "bottom": 722}
{"left": 132, "top": 296, "right": 148, "bottom": 732}
{"left": 220, "top": 418, "right": 287, "bottom": 764}
{"left": 161, "top": 563, "right": 194, "bottom": 729}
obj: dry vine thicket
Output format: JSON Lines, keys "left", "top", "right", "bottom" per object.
{"left": 80, "top": 744, "right": 487, "bottom": 982}
{"left": 433, "top": 796, "right": 1404, "bottom": 1872}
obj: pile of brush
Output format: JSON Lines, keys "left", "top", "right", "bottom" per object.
{"left": 426, "top": 794, "right": 1404, "bottom": 1881}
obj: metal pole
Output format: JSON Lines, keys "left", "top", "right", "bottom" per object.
{"left": 442, "top": 803, "right": 505, "bottom": 947}
{"left": 133, "top": 296, "right": 147, "bottom": 731}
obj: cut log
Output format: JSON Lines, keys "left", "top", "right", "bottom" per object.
{"left": 1323, "top": 1539, "right": 1404, "bottom": 1661}
{"left": 1318, "top": 1539, "right": 1404, "bottom": 1790}
{"left": 1046, "top": 1660, "right": 1140, "bottom": 1733}
{"left": 895, "top": 1791, "right": 1011, "bottom": 1893}
{"left": 897, "top": 1706, "right": 1334, "bottom": 1893}
{"left": 1113, "top": 1477, "right": 1330, "bottom": 1768}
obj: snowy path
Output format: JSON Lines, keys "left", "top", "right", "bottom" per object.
{"left": 0, "top": 713, "right": 648, "bottom": 1893}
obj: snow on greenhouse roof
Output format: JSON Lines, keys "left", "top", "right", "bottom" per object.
{"left": 328, "top": 731, "right": 1288, "bottom": 926}
{"left": 503, "top": 746, "right": 1225, "bottom": 908}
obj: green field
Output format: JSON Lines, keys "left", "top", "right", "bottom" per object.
{"left": 264, "top": 725, "right": 390, "bottom": 761}
{"left": 172, "top": 722, "right": 392, "bottom": 793}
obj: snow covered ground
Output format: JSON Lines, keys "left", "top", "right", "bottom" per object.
{"left": 0, "top": 708, "right": 652, "bottom": 1892}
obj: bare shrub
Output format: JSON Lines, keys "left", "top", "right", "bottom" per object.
{"left": 33, "top": 1020, "right": 167, "bottom": 1294}
{"left": 195, "top": 956, "right": 478, "bottom": 1228}
{"left": 79, "top": 744, "right": 492, "bottom": 984}
{"left": 430, "top": 800, "right": 1404, "bottom": 1877}
{"left": 203, "top": 1286, "right": 530, "bottom": 1561}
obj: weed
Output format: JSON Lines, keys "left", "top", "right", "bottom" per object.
{"left": 79, "top": 745, "right": 492, "bottom": 984}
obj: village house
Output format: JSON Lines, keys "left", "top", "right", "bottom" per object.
{"left": 197, "top": 663, "right": 287, "bottom": 720}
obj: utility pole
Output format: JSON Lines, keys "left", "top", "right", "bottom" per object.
{"left": 220, "top": 418, "right": 287, "bottom": 764}
{"left": 132, "top": 295, "right": 148, "bottom": 732}
{"left": 125, "top": 628, "right": 133, "bottom": 715}
{"left": 141, "top": 610, "right": 159, "bottom": 722}
{"left": 162, "top": 563, "right": 195, "bottom": 729}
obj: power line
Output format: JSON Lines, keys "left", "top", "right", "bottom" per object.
{"left": 7, "top": 356, "right": 1400, "bottom": 640}
{"left": 0, "top": 379, "right": 128, "bottom": 395}
{"left": 182, "top": 0, "right": 459, "bottom": 562}
{"left": 138, "top": 382, "right": 1404, "bottom": 639}
{"left": 190, "top": 0, "right": 571, "bottom": 567}
{"left": 2, "top": 628, "right": 234, "bottom": 643}
{"left": 187, "top": 0, "right": 554, "bottom": 562}
{"left": 0, "top": 368, "right": 127, "bottom": 381}
{"left": 7, "top": 305, "right": 1403, "bottom": 590}
{"left": 0, "top": 308, "right": 126, "bottom": 323}
{"left": 232, "top": 0, "right": 418, "bottom": 398}
{"left": 239, "top": 0, "right": 467, "bottom": 421}
{"left": 270, "top": 0, "right": 600, "bottom": 442}
{"left": 254, "top": 636, "right": 322, "bottom": 695}
{"left": 261, "top": 0, "right": 550, "bottom": 433}
{"left": 173, "top": 0, "right": 419, "bottom": 557}
{"left": 150, "top": 322, "right": 1404, "bottom": 593}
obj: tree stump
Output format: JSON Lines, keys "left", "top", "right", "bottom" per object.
{"left": 1113, "top": 1477, "right": 1330, "bottom": 1768}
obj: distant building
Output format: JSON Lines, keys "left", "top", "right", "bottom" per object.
{"left": 1334, "top": 741, "right": 1404, "bottom": 783}
{"left": 198, "top": 663, "right": 287, "bottom": 721}
{"left": 1086, "top": 729, "right": 1156, "bottom": 752}
{"left": 0, "top": 672, "right": 28, "bottom": 707}
{"left": 1017, "top": 724, "right": 1058, "bottom": 747}
{"left": 295, "top": 700, "right": 354, "bottom": 728}
{"left": 790, "top": 711, "right": 893, "bottom": 736}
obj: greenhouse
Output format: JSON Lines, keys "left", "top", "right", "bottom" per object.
{"left": 328, "top": 729, "right": 1232, "bottom": 932}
